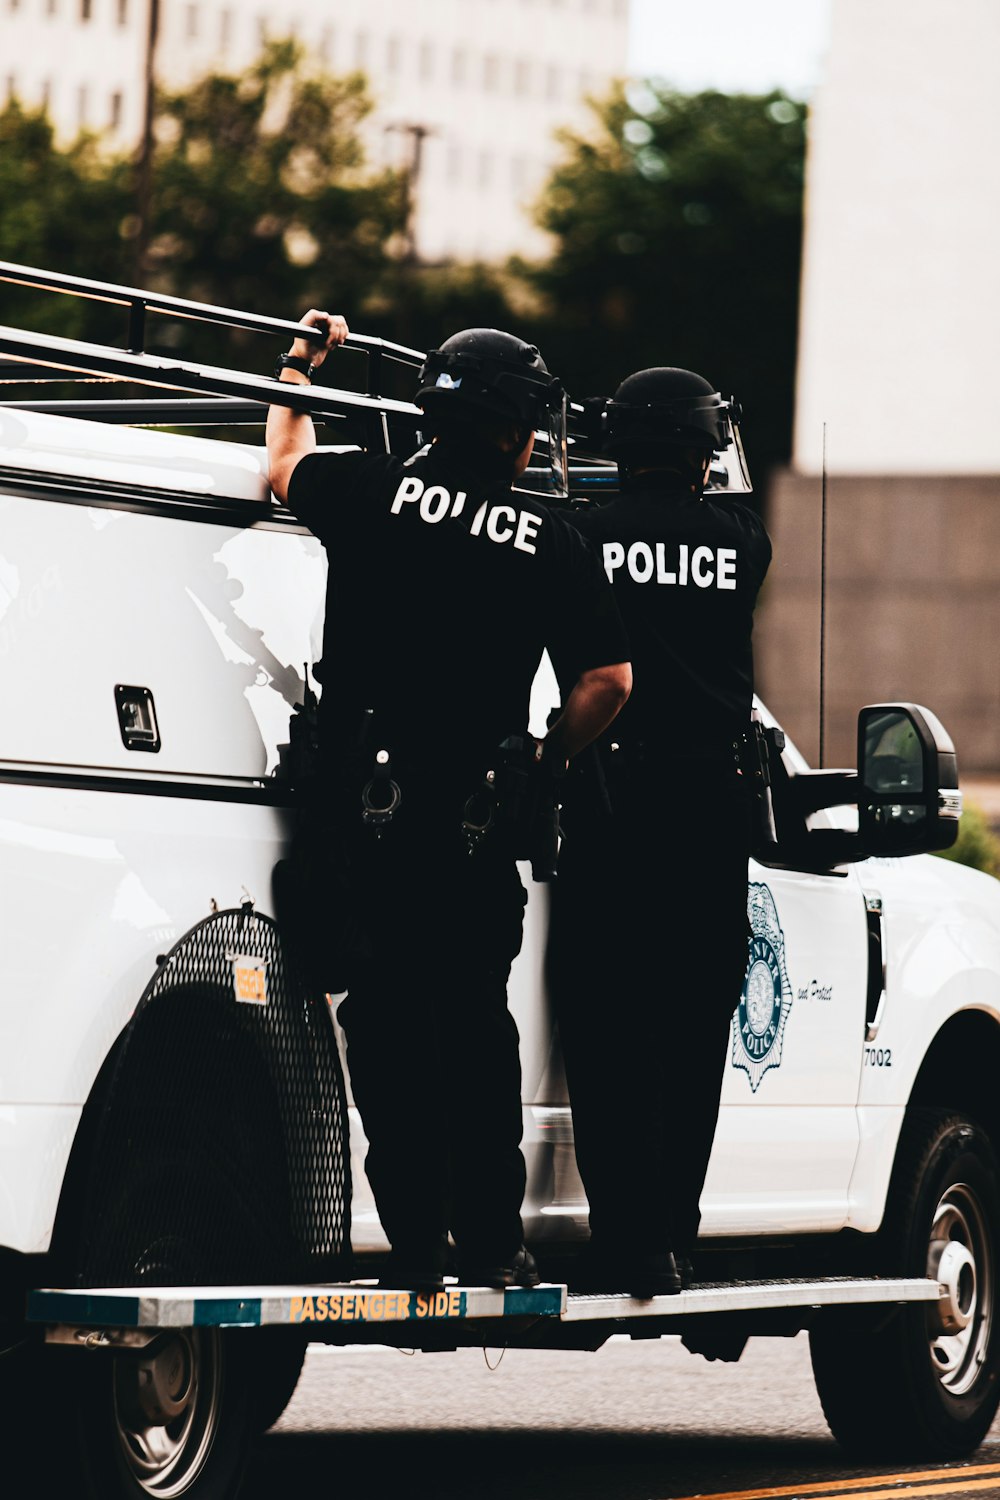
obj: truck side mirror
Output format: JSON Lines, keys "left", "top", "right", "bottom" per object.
{"left": 857, "top": 703, "right": 962, "bottom": 856}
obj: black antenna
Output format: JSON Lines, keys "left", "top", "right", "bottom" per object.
{"left": 819, "top": 422, "right": 828, "bottom": 768}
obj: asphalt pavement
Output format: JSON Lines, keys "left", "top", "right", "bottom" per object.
{"left": 245, "top": 1333, "right": 1000, "bottom": 1500}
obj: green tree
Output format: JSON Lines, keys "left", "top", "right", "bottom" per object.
{"left": 144, "top": 40, "right": 405, "bottom": 369}
{"left": 934, "top": 802, "right": 1000, "bottom": 880}
{"left": 367, "top": 261, "right": 523, "bottom": 364}
{"left": 0, "top": 102, "right": 131, "bottom": 340}
{"left": 522, "top": 81, "right": 807, "bottom": 477}
{"left": 0, "top": 44, "right": 406, "bottom": 376}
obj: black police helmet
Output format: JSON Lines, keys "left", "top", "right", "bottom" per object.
{"left": 605, "top": 367, "right": 736, "bottom": 466}
{"left": 416, "top": 328, "right": 562, "bottom": 432}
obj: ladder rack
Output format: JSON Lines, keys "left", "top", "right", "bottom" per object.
{"left": 0, "top": 321, "right": 419, "bottom": 419}
{"left": 0, "top": 258, "right": 435, "bottom": 462}
{"left": 0, "top": 259, "right": 424, "bottom": 396}
{"left": 0, "top": 259, "right": 611, "bottom": 485}
{"left": 0, "top": 397, "right": 289, "bottom": 425}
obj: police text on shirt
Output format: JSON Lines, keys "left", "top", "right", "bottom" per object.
{"left": 602, "top": 540, "right": 737, "bottom": 590}
{"left": 391, "top": 475, "right": 543, "bottom": 556}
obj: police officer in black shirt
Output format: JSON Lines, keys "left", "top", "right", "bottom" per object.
{"left": 549, "top": 366, "right": 771, "bottom": 1297}
{"left": 267, "top": 309, "right": 631, "bottom": 1291}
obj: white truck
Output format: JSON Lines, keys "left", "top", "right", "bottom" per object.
{"left": 0, "top": 263, "right": 997, "bottom": 1500}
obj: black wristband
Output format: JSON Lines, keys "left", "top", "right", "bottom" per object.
{"left": 274, "top": 353, "right": 315, "bottom": 380}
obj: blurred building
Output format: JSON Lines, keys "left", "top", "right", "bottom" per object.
{"left": 756, "top": 0, "right": 1000, "bottom": 771}
{"left": 3, "top": 0, "right": 147, "bottom": 143}
{"left": 2, "top": 0, "right": 629, "bottom": 261}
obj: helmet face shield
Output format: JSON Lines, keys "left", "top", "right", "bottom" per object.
{"left": 703, "top": 413, "right": 752, "bottom": 495}
{"left": 515, "top": 389, "right": 569, "bottom": 499}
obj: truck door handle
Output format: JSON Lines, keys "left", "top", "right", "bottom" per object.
{"left": 864, "top": 891, "right": 886, "bottom": 1040}
{"left": 115, "top": 685, "right": 161, "bottom": 753}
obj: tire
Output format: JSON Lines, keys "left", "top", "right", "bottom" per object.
{"left": 64, "top": 1160, "right": 257, "bottom": 1499}
{"left": 811, "top": 1108, "right": 1000, "bottom": 1459}
{"left": 0, "top": 1327, "right": 48, "bottom": 1474}
{"left": 72, "top": 1326, "right": 254, "bottom": 1500}
{"left": 246, "top": 1329, "right": 309, "bottom": 1432}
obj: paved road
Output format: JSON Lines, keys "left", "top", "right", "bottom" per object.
{"left": 246, "top": 1333, "right": 1000, "bottom": 1500}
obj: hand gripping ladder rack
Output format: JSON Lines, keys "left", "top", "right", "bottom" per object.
{"left": 0, "top": 257, "right": 610, "bottom": 490}
{"left": 0, "top": 258, "right": 429, "bottom": 453}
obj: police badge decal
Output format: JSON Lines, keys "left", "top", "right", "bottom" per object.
{"left": 732, "top": 883, "right": 793, "bottom": 1092}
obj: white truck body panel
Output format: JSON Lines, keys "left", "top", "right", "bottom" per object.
{"left": 1, "top": 406, "right": 999, "bottom": 1269}
{"left": 0, "top": 490, "right": 323, "bottom": 780}
{"left": 0, "top": 408, "right": 271, "bottom": 503}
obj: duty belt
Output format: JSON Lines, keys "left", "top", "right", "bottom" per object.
{"left": 361, "top": 746, "right": 402, "bottom": 832}
{"left": 461, "top": 734, "right": 564, "bottom": 882}
{"left": 350, "top": 712, "right": 561, "bottom": 875}
{"left": 732, "top": 713, "right": 785, "bottom": 793}
{"left": 344, "top": 707, "right": 404, "bottom": 839}
{"left": 600, "top": 737, "right": 742, "bottom": 774}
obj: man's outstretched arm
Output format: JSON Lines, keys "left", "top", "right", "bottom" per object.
{"left": 265, "top": 307, "right": 349, "bottom": 504}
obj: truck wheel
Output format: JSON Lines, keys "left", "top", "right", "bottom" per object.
{"left": 67, "top": 1165, "right": 256, "bottom": 1498}
{"left": 73, "top": 1327, "right": 253, "bottom": 1500}
{"left": 247, "top": 1329, "right": 309, "bottom": 1432}
{"left": 811, "top": 1108, "right": 1000, "bottom": 1458}
{"left": 0, "top": 1331, "right": 47, "bottom": 1472}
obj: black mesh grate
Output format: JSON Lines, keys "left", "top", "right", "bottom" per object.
{"left": 77, "top": 907, "right": 351, "bottom": 1287}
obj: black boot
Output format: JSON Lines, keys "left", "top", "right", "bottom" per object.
{"left": 457, "top": 1245, "right": 540, "bottom": 1289}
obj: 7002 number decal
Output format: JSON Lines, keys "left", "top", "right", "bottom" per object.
{"left": 864, "top": 1046, "right": 892, "bottom": 1067}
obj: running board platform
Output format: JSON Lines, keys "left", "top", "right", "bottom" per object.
{"left": 29, "top": 1275, "right": 943, "bottom": 1348}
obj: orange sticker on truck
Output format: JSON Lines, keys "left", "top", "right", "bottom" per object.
{"left": 233, "top": 956, "right": 267, "bottom": 1006}
{"left": 288, "top": 1290, "right": 466, "bottom": 1324}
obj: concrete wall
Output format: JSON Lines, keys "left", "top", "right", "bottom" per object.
{"left": 794, "top": 0, "right": 1000, "bottom": 475}
{"left": 766, "top": 1, "right": 1000, "bottom": 775}
{"left": 756, "top": 470, "right": 1000, "bottom": 773}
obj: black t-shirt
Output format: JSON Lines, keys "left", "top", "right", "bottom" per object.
{"left": 563, "top": 482, "right": 771, "bottom": 751}
{"left": 286, "top": 439, "right": 628, "bottom": 789}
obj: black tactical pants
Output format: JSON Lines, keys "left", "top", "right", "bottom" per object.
{"left": 549, "top": 769, "right": 751, "bottom": 1259}
{"left": 336, "top": 828, "right": 528, "bottom": 1269}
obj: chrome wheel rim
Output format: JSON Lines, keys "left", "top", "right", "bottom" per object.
{"left": 927, "top": 1182, "right": 994, "bottom": 1397}
{"left": 113, "top": 1328, "right": 222, "bottom": 1496}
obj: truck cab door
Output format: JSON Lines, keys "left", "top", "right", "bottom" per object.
{"left": 701, "top": 844, "right": 870, "bottom": 1236}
